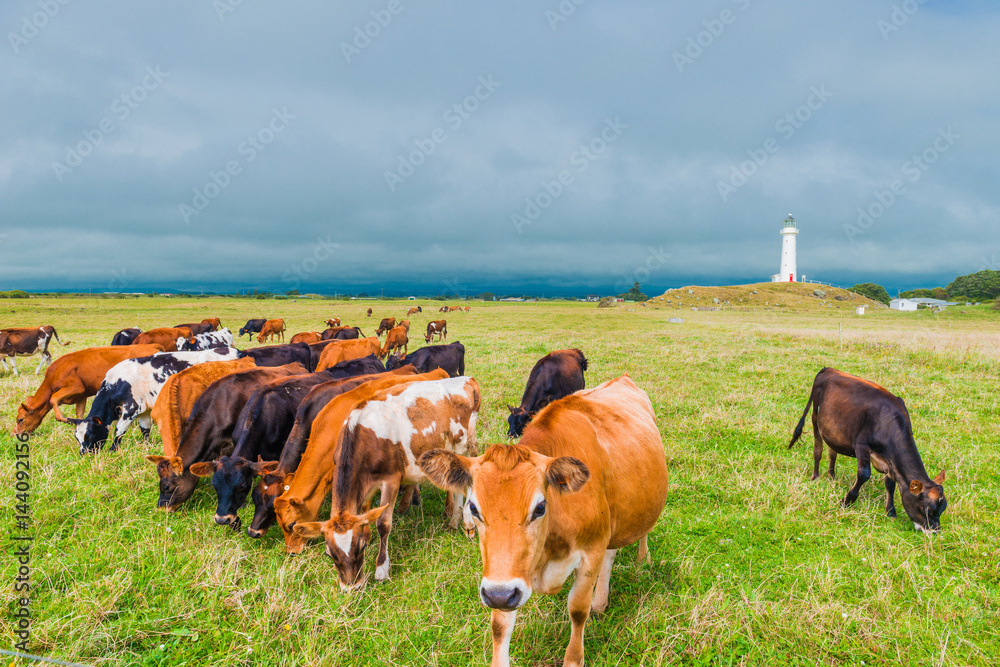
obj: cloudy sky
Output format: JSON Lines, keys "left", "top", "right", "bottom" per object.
{"left": 2, "top": 0, "right": 997, "bottom": 296}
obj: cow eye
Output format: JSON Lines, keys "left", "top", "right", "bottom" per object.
{"left": 468, "top": 502, "right": 481, "bottom": 520}
{"left": 531, "top": 500, "right": 546, "bottom": 521}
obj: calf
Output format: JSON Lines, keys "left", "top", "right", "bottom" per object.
{"left": 177, "top": 327, "right": 235, "bottom": 351}
{"left": 424, "top": 320, "right": 447, "bottom": 343}
{"left": 387, "top": 341, "right": 465, "bottom": 378}
{"left": 379, "top": 325, "right": 408, "bottom": 359}
{"left": 133, "top": 327, "right": 195, "bottom": 352}
{"left": 72, "top": 347, "right": 241, "bottom": 454}
{"left": 291, "top": 332, "right": 322, "bottom": 345}
{"left": 366, "top": 308, "right": 373, "bottom": 317}
{"left": 110, "top": 328, "right": 141, "bottom": 346}
{"left": 325, "top": 318, "right": 341, "bottom": 328}
{"left": 0, "top": 326, "right": 70, "bottom": 375}
{"left": 315, "top": 337, "right": 381, "bottom": 371}
{"left": 14, "top": 344, "right": 164, "bottom": 435}
{"left": 146, "top": 363, "right": 308, "bottom": 511}
{"left": 293, "top": 376, "right": 480, "bottom": 588}
{"left": 419, "top": 376, "right": 669, "bottom": 667}
{"left": 238, "top": 319, "right": 266, "bottom": 340}
{"left": 507, "top": 349, "right": 587, "bottom": 438}
{"left": 406, "top": 306, "right": 422, "bottom": 315}
{"left": 375, "top": 317, "right": 396, "bottom": 336}
{"left": 257, "top": 318, "right": 286, "bottom": 344}
{"left": 239, "top": 342, "right": 311, "bottom": 370}
{"left": 789, "top": 367, "right": 947, "bottom": 532}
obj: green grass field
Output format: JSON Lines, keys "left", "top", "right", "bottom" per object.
{"left": 1, "top": 297, "right": 998, "bottom": 666}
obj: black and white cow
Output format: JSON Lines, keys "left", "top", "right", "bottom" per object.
{"left": 0, "top": 326, "right": 70, "bottom": 375}
{"left": 71, "top": 347, "right": 240, "bottom": 454}
{"left": 177, "top": 328, "right": 235, "bottom": 351}
{"left": 238, "top": 319, "right": 267, "bottom": 340}
{"left": 110, "top": 328, "right": 142, "bottom": 346}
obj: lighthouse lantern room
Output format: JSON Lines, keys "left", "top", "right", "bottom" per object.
{"left": 771, "top": 214, "right": 798, "bottom": 282}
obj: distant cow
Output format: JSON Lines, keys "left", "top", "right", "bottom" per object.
{"left": 424, "top": 320, "right": 447, "bottom": 343}
{"left": 321, "top": 326, "right": 364, "bottom": 341}
{"left": 0, "top": 325, "right": 71, "bottom": 375}
{"left": 406, "top": 306, "right": 422, "bottom": 315}
{"left": 367, "top": 308, "right": 373, "bottom": 317}
{"left": 174, "top": 318, "right": 220, "bottom": 336}
{"left": 439, "top": 306, "right": 448, "bottom": 313}
{"left": 291, "top": 332, "right": 322, "bottom": 345}
{"left": 238, "top": 343, "right": 311, "bottom": 370}
{"left": 133, "top": 327, "right": 195, "bottom": 352}
{"left": 376, "top": 317, "right": 396, "bottom": 336}
{"left": 507, "top": 348, "right": 587, "bottom": 438}
{"left": 111, "top": 328, "right": 142, "bottom": 346}
{"left": 238, "top": 319, "right": 266, "bottom": 340}
{"left": 257, "top": 319, "right": 286, "bottom": 344}
{"left": 315, "top": 337, "right": 381, "bottom": 371}
{"left": 789, "top": 367, "right": 948, "bottom": 532}
{"left": 387, "top": 341, "right": 465, "bottom": 378}
{"left": 325, "top": 318, "right": 341, "bottom": 328}
{"left": 448, "top": 306, "right": 461, "bottom": 312}
{"left": 464, "top": 306, "right": 471, "bottom": 312}
{"left": 379, "top": 325, "right": 408, "bottom": 359}
{"left": 177, "top": 328, "right": 235, "bottom": 351}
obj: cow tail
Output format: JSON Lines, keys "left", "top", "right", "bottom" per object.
{"left": 788, "top": 388, "right": 814, "bottom": 449}
{"left": 51, "top": 327, "right": 71, "bottom": 346}
{"left": 577, "top": 349, "right": 588, "bottom": 372}
{"left": 355, "top": 327, "right": 366, "bottom": 337}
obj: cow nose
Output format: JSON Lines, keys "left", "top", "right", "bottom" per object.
{"left": 214, "top": 514, "right": 233, "bottom": 526}
{"left": 480, "top": 584, "right": 523, "bottom": 610}
{"left": 246, "top": 527, "right": 264, "bottom": 538}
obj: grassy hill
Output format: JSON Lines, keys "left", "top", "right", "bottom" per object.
{"left": 647, "top": 282, "right": 886, "bottom": 312}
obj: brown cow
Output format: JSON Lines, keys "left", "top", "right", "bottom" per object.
{"left": 439, "top": 306, "right": 449, "bottom": 313}
{"left": 419, "top": 376, "right": 669, "bottom": 667}
{"left": 150, "top": 357, "right": 257, "bottom": 456}
{"left": 290, "top": 332, "right": 322, "bottom": 345}
{"left": 257, "top": 318, "right": 286, "bottom": 344}
{"left": 315, "top": 337, "right": 381, "bottom": 371}
{"left": 14, "top": 344, "right": 164, "bottom": 434}
{"left": 379, "top": 325, "right": 408, "bottom": 359}
{"left": 464, "top": 306, "right": 471, "bottom": 312}
{"left": 175, "top": 318, "right": 221, "bottom": 335}
{"left": 325, "top": 318, "right": 341, "bottom": 327}
{"left": 406, "top": 306, "right": 422, "bottom": 315}
{"left": 448, "top": 306, "right": 462, "bottom": 312}
{"left": 134, "top": 327, "right": 195, "bottom": 352}
{"left": 425, "top": 320, "right": 447, "bottom": 343}
{"left": 273, "top": 369, "right": 448, "bottom": 553}
{"left": 398, "top": 319, "right": 410, "bottom": 333}
{"left": 375, "top": 317, "right": 396, "bottom": 336}
{"left": 367, "top": 308, "right": 373, "bottom": 317}
{"left": 0, "top": 325, "right": 71, "bottom": 375}
{"left": 293, "top": 376, "right": 480, "bottom": 588}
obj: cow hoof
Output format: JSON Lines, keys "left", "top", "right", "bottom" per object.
{"left": 375, "top": 563, "right": 390, "bottom": 581}
{"left": 886, "top": 508, "right": 897, "bottom": 518}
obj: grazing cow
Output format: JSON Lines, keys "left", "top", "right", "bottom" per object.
{"left": 464, "top": 306, "right": 471, "bottom": 312}
{"left": 325, "top": 318, "right": 341, "bottom": 328}
{"left": 293, "top": 376, "right": 480, "bottom": 587}
{"left": 439, "top": 305, "right": 448, "bottom": 313}
{"left": 424, "top": 320, "right": 447, "bottom": 343}
{"left": 238, "top": 319, "right": 267, "bottom": 340}
{"left": 419, "top": 376, "right": 669, "bottom": 667}
{"left": 146, "top": 363, "right": 308, "bottom": 511}
{"left": 238, "top": 343, "right": 311, "bottom": 370}
{"left": 14, "top": 344, "right": 164, "bottom": 435}
{"left": 133, "top": 327, "right": 196, "bottom": 352}
{"left": 315, "top": 337, "right": 381, "bottom": 371}
{"left": 788, "top": 367, "right": 948, "bottom": 532}
{"left": 151, "top": 358, "right": 257, "bottom": 456}
{"left": 257, "top": 319, "right": 286, "bottom": 344}
{"left": 72, "top": 347, "right": 241, "bottom": 454}
{"left": 0, "top": 326, "right": 70, "bottom": 375}
{"left": 406, "top": 306, "right": 422, "bottom": 315}
{"left": 507, "top": 349, "right": 587, "bottom": 438}
{"left": 177, "top": 328, "right": 235, "bottom": 351}
{"left": 387, "top": 341, "right": 465, "bottom": 378}
{"left": 376, "top": 317, "right": 396, "bottom": 337}
{"left": 367, "top": 308, "right": 373, "bottom": 317}
{"left": 321, "top": 326, "right": 364, "bottom": 341}
{"left": 197, "top": 355, "right": 388, "bottom": 529}
{"left": 110, "top": 328, "right": 141, "bottom": 346}
{"left": 379, "top": 325, "right": 408, "bottom": 359}
{"left": 291, "top": 332, "right": 322, "bottom": 345}
{"left": 448, "top": 306, "right": 462, "bottom": 312}
{"left": 247, "top": 365, "right": 415, "bottom": 538}
{"left": 272, "top": 369, "right": 447, "bottom": 552}
{"left": 175, "top": 318, "right": 222, "bottom": 335}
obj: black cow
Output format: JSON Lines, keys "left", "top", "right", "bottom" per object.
{"left": 507, "top": 348, "right": 587, "bottom": 438}
{"left": 789, "top": 367, "right": 948, "bottom": 532}
{"left": 199, "top": 355, "right": 388, "bottom": 529}
{"left": 110, "top": 327, "right": 141, "bottom": 346}
{"left": 386, "top": 341, "right": 465, "bottom": 378}
{"left": 238, "top": 343, "right": 311, "bottom": 370}
{"left": 238, "top": 319, "right": 267, "bottom": 340}
{"left": 321, "top": 326, "right": 364, "bottom": 341}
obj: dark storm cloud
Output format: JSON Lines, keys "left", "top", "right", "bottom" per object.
{"left": 1, "top": 0, "right": 997, "bottom": 295}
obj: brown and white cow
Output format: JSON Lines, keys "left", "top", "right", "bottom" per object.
{"left": 0, "top": 326, "right": 70, "bottom": 375}
{"left": 425, "top": 320, "right": 447, "bottom": 343}
{"left": 439, "top": 306, "right": 449, "bottom": 313}
{"left": 419, "top": 375, "right": 669, "bottom": 667}
{"left": 293, "top": 376, "right": 480, "bottom": 588}
{"left": 133, "top": 327, "right": 195, "bottom": 352}
{"left": 375, "top": 317, "right": 396, "bottom": 337}
{"left": 290, "top": 331, "right": 323, "bottom": 345}
{"left": 257, "top": 319, "right": 286, "bottom": 344}
{"left": 315, "top": 337, "right": 381, "bottom": 372}
{"left": 325, "top": 318, "right": 341, "bottom": 328}
{"left": 379, "top": 325, "right": 408, "bottom": 359}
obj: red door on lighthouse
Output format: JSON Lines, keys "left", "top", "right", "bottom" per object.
{"left": 789, "top": 274, "right": 793, "bottom": 282}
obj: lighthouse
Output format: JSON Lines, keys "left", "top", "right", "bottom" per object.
{"left": 771, "top": 214, "right": 798, "bottom": 282}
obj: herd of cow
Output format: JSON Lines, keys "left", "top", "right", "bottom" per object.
{"left": 1, "top": 312, "right": 949, "bottom": 666}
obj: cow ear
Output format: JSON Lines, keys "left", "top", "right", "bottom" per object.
{"left": 93, "top": 417, "right": 102, "bottom": 426}
{"left": 507, "top": 405, "right": 516, "bottom": 413}
{"left": 933, "top": 469, "right": 946, "bottom": 485}
{"left": 288, "top": 497, "right": 305, "bottom": 510}
{"left": 909, "top": 480, "right": 924, "bottom": 495}
{"left": 546, "top": 457, "right": 590, "bottom": 493}
{"left": 282, "top": 473, "right": 295, "bottom": 492}
{"left": 146, "top": 455, "right": 166, "bottom": 465}
{"left": 189, "top": 461, "right": 216, "bottom": 477}
{"left": 292, "top": 522, "right": 324, "bottom": 539}
{"left": 66, "top": 418, "right": 83, "bottom": 425}
{"left": 168, "top": 456, "right": 184, "bottom": 476}
{"left": 417, "top": 450, "right": 474, "bottom": 493}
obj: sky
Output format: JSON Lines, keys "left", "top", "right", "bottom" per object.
{"left": 1, "top": 0, "right": 998, "bottom": 297}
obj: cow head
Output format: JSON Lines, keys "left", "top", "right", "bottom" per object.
{"left": 70, "top": 417, "right": 112, "bottom": 455}
{"left": 145, "top": 455, "right": 199, "bottom": 511}
{"left": 272, "top": 475, "right": 313, "bottom": 553}
{"left": 190, "top": 455, "right": 278, "bottom": 529}
{"left": 15, "top": 402, "right": 45, "bottom": 435}
{"left": 418, "top": 444, "right": 589, "bottom": 611}
{"left": 385, "top": 353, "right": 406, "bottom": 371}
{"left": 292, "top": 505, "right": 388, "bottom": 590}
{"left": 902, "top": 470, "right": 947, "bottom": 532}
{"left": 247, "top": 470, "right": 285, "bottom": 538}
{"left": 506, "top": 405, "right": 531, "bottom": 438}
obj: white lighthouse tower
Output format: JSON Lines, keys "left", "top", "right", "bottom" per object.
{"left": 771, "top": 214, "right": 798, "bottom": 282}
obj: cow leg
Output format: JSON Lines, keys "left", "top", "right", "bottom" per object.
{"left": 591, "top": 548, "right": 617, "bottom": 616}
{"left": 563, "top": 550, "right": 602, "bottom": 667}
{"left": 374, "top": 481, "right": 401, "bottom": 582}
{"left": 842, "top": 443, "right": 872, "bottom": 507}
{"left": 137, "top": 413, "right": 152, "bottom": 442}
{"left": 828, "top": 450, "right": 837, "bottom": 479}
{"left": 884, "top": 476, "right": 897, "bottom": 517}
{"left": 398, "top": 484, "right": 419, "bottom": 514}
{"left": 35, "top": 353, "right": 51, "bottom": 375}
{"left": 9, "top": 357, "right": 18, "bottom": 376}
{"left": 490, "top": 609, "right": 517, "bottom": 667}
{"left": 635, "top": 534, "right": 650, "bottom": 565}
{"left": 811, "top": 430, "right": 824, "bottom": 480}
{"left": 75, "top": 400, "right": 86, "bottom": 419}
{"left": 50, "top": 385, "right": 85, "bottom": 422}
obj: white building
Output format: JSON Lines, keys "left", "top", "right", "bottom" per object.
{"left": 890, "top": 298, "right": 958, "bottom": 311}
{"left": 770, "top": 214, "right": 798, "bottom": 283}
